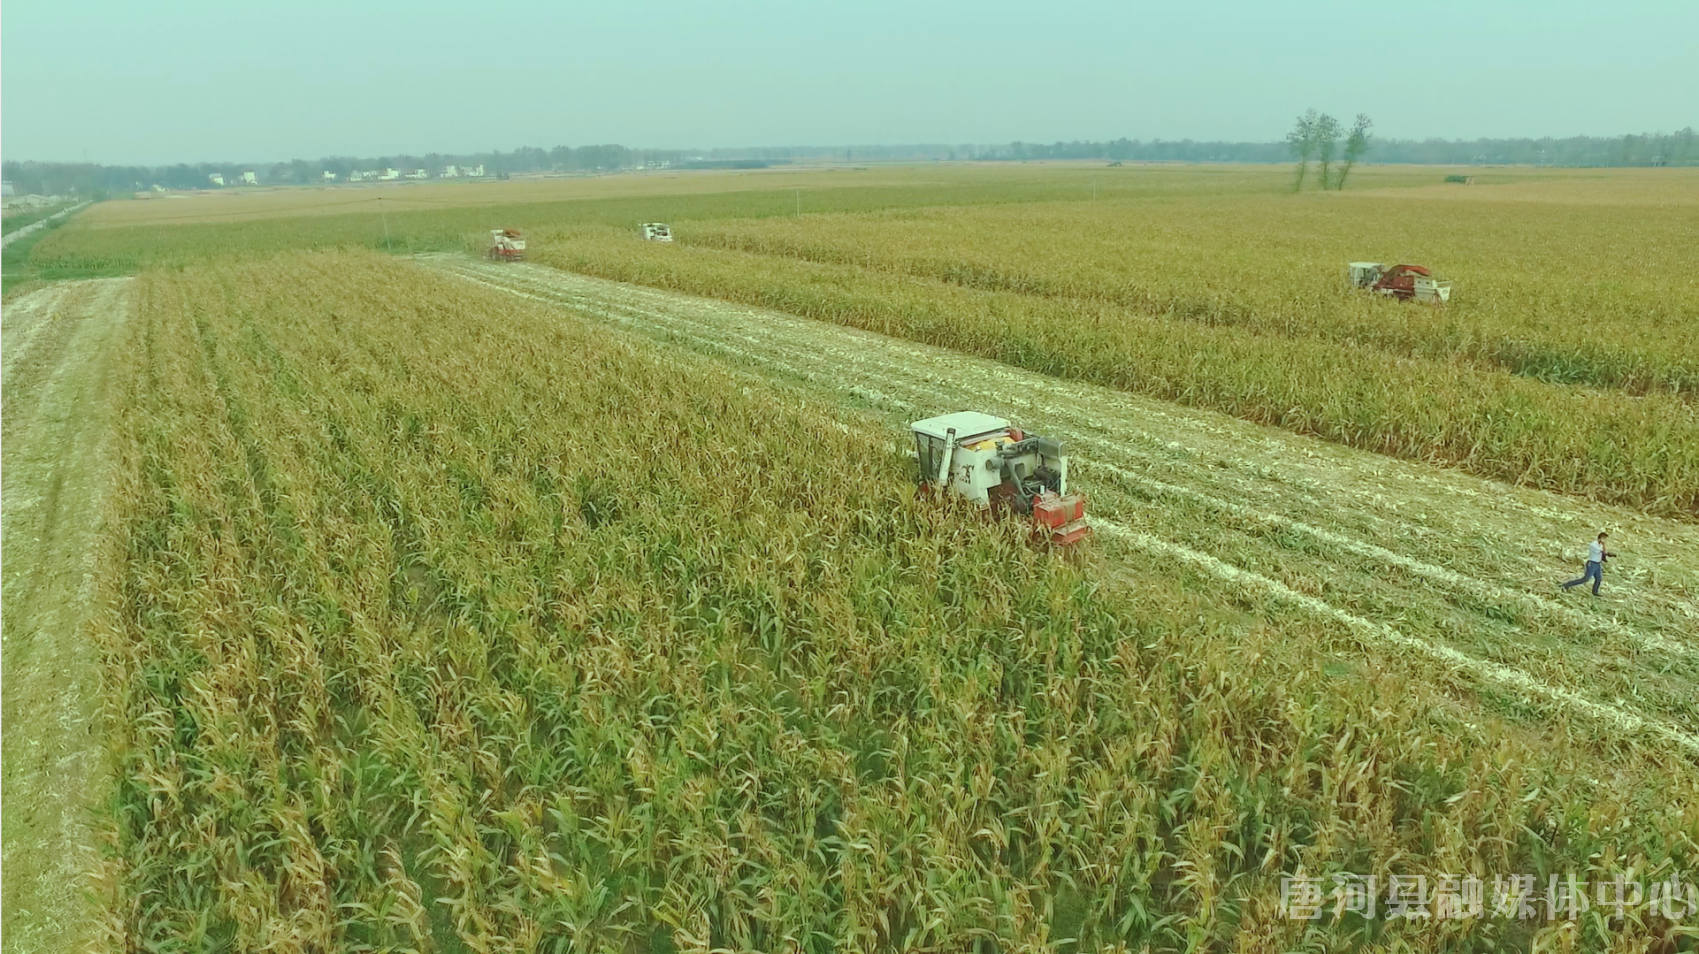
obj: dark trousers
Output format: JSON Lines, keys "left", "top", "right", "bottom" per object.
{"left": 1563, "top": 560, "right": 1603, "bottom": 595}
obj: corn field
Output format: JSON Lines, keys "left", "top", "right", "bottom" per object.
{"left": 91, "top": 251, "right": 1698, "bottom": 952}
{"left": 507, "top": 172, "right": 1699, "bottom": 516}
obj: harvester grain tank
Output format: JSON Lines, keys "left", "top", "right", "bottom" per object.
{"left": 911, "top": 412, "right": 1090, "bottom": 546}
{"left": 487, "top": 228, "right": 526, "bottom": 262}
{"left": 639, "top": 223, "right": 674, "bottom": 242}
{"left": 1348, "top": 262, "right": 1452, "bottom": 304}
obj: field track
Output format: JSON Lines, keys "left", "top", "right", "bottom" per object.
{"left": 2, "top": 278, "right": 131, "bottom": 954}
{"left": 1, "top": 202, "right": 91, "bottom": 248}
{"left": 435, "top": 255, "right": 1699, "bottom": 757}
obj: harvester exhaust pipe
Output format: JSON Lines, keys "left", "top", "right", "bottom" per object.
{"left": 936, "top": 427, "right": 956, "bottom": 485}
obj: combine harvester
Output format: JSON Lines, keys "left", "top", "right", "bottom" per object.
{"left": 639, "top": 223, "right": 674, "bottom": 242}
{"left": 1348, "top": 262, "right": 1452, "bottom": 303}
{"left": 487, "top": 228, "right": 527, "bottom": 262}
{"left": 912, "top": 412, "right": 1091, "bottom": 547}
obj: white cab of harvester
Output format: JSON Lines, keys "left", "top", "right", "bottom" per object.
{"left": 913, "top": 412, "right": 1023, "bottom": 505}
{"left": 1348, "top": 262, "right": 1385, "bottom": 288}
{"left": 639, "top": 223, "right": 674, "bottom": 242}
{"left": 911, "top": 411, "right": 1090, "bottom": 546}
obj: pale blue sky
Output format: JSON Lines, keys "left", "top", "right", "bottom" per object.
{"left": 3, "top": 0, "right": 1693, "bottom": 164}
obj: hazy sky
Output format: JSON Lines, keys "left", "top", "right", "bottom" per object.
{"left": 3, "top": 0, "right": 1693, "bottom": 165}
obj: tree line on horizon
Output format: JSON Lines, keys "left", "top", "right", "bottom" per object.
{"left": 961, "top": 127, "right": 1694, "bottom": 168}
{"left": 4, "top": 128, "right": 1692, "bottom": 197}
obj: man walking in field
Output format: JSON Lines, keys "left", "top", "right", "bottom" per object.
{"left": 1560, "top": 532, "right": 1615, "bottom": 596}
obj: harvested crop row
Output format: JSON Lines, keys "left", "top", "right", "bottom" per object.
{"left": 676, "top": 193, "right": 1699, "bottom": 396}
{"left": 439, "top": 259, "right": 1699, "bottom": 736}
{"left": 523, "top": 226, "right": 1699, "bottom": 518}
{"left": 95, "top": 251, "right": 1696, "bottom": 951}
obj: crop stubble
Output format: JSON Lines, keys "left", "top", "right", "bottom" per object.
{"left": 2, "top": 278, "right": 133, "bottom": 954}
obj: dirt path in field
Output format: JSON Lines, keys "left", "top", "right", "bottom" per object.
{"left": 434, "top": 255, "right": 1699, "bottom": 757}
{"left": 2, "top": 278, "right": 132, "bottom": 954}
{"left": 1, "top": 203, "right": 91, "bottom": 249}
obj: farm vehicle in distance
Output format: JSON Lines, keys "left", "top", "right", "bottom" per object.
{"left": 1348, "top": 262, "right": 1452, "bottom": 304}
{"left": 488, "top": 228, "right": 526, "bottom": 262}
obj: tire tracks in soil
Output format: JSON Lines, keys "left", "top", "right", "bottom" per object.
{"left": 2, "top": 277, "right": 133, "bottom": 954}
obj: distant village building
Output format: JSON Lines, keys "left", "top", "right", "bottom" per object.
{"left": 441, "top": 165, "right": 459, "bottom": 178}
{"left": 209, "top": 173, "right": 225, "bottom": 186}
{"left": 406, "top": 169, "right": 428, "bottom": 179}
{"left": 240, "top": 171, "right": 258, "bottom": 185}
{"left": 1, "top": 181, "right": 14, "bottom": 197}
{"left": 378, "top": 169, "right": 400, "bottom": 181}
{"left": 464, "top": 164, "right": 486, "bottom": 177}
{"left": 322, "top": 171, "right": 338, "bottom": 182}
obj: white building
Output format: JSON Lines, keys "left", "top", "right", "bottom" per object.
{"left": 209, "top": 173, "right": 225, "bottom": 186}
{"left": 1, "top": 181, "right": 13, "bottom": 198}
{"left": 322, "top": 171, "right": 338, "bottom": 182}
{"left": 240, "top": 171, "right": 258, "bottom": 185}
{"left": 406, "top": 169, "right": 428, "bottom": 180}
{"left": 464, "top": 164, "right": 486, "bottom": 177}
{"left": 378, "top": 169, "right": 400, "bottom": 181}
{"left": 441, "top": 165, "right": 459, "bottom": 178}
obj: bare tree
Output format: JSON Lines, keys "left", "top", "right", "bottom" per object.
{"left": 1286, "top": 109, "right": 1320, "bottom": 192}
{"left": 1314, "top": 113, "right": 1342, "bottom": 189}
{"left": 1336, "top": 114, "right": 1373, "bottom": 189}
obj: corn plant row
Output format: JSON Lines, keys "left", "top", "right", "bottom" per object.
{"left": 91, "top": 251, "right": 1697, "bottom": 952}
{"left": 526, "top": 227, "right": 1698, "bottom": 518}
{"left": 676, "top": 193, "right": 1698, "bottom": 397}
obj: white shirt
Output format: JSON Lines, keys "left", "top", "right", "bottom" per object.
{"left": 1588, "top": 541, "right": 1605, "bottom": 563}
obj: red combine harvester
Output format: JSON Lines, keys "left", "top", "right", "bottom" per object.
{"left": 912, "top": 411, "right": 1091, "bottom": 547}
{"left": 1348, "top": 262, "right": 1452, "bottom": 304}
{"left": 487, "top": 228, "right": 526, "bottom": 262}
